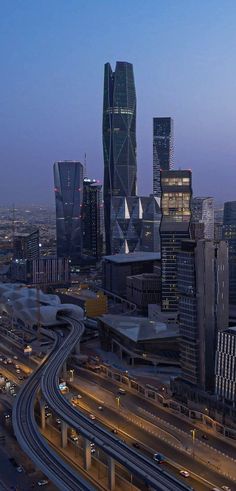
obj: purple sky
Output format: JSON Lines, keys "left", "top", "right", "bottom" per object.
{"left": 0, "top": 0, "right": 236, "bottom": 205}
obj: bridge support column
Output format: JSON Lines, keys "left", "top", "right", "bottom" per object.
{"left": 62, "top": 361, "right": 67, "bottom": 380}
{"left": 108, "top": 456, "right": 115, "bottom": 490}
{"left": 74, "top": 341, "right": 80, "bottom": 355}
{"left": 83, "top": 438, "right": 91, "bottom": 470}
{"left": 61, "top": 421, "right": 68, "bottom": 448}
{"left": 39, "top": 399, "right": 46, "bottom": 430}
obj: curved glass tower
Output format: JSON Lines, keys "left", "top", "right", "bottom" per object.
{"left": 54, "top": 161, "right": 83, "bottom": 264}
{"left": 103, "top": 61, "right": 137, "bottom": 254}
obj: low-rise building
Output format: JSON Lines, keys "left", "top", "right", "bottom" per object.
{"left": 102, "top": 252, "right": 161, "bottom": 298}
{"left": 126, "top": 273, "right": 161, "bottom": 313}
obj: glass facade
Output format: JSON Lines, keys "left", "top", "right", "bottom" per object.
{"left": 54, "top": 161, "right": 83, "bottom": 264}
{"left": 103, "top": 62, "right": 137, "bottom": 254}
{"left": 82, "top": 178, "right": 103, "bottom": 259}
{"left": 160, "top": 170, "right": 192, "bottom": 312}
{"left": 223, "top": 201, "right": 236, "bottom": 305}
{"left": 153, "top": 117, "right": 173, "bottom": 197}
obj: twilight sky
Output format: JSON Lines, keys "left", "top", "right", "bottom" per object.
{"left": 0, "top": 0, "right": 236, "bottom": 205}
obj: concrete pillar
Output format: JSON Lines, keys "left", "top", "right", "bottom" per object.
{"left": 74, "top": 341, "right": 80, "bottom": 355}
{"left": 62, "top": 361, "right": 67, "bottom": 380}
{"left": 83, "top": 438, "right": 91, "bottom": 470}
{"left": 61, "top": 421, "right": 68, "bottom": 448}
{"left": 40, "top": 403, "right": 46, "bottom": 430}
{"left": 108, "top": 456, "right": 115, "bottom": 490}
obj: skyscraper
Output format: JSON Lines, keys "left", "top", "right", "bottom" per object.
{"left": 178, "top": 239, "right": 228, "bottom": 392}
{"left": 153, "top": 117, "right": 173, "bottom": 197}
{"left": 13, "top": 230, "right": 39, "bottom": 261}
{"left": 103, "top": 61, "right": 137, "bottom": 254}
{"left": 160, "top": 170, "right": 192, "bottom": 312}
{"left": 223, "top": 201, "right": 236, "bottom": 305}
{"left": 191, "top": 197, "right": 214, "bottom": 239}
{"left": 54, "top": 161, "right": 83, "bottom": 264}
{"left": 82, "top": 178, "right": 103, "bottom": 259}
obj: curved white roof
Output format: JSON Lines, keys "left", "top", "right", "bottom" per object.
{"left": 0, "top": 283, "right": 83, "bottom": 327}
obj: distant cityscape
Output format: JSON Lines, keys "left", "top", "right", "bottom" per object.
{"left": 0, "top": 59, "right": 235, "bottom": 491}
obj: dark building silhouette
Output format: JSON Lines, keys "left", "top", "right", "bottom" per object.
{"left": 160, "top": 170, "right": 192, "bottom": 312}
{"left": 178, "top": 239, "right": 228, "bottom": 392}
{"left": 103, "top": 61, "right": 137, "bottom": 254}
{"left": 13, "top": 230, "right": 39, "bottom": 261}
{"left": 54, "top": 161, "right": 83, "bottom": 264}
{"left": 82, "top": 178, "right": 103, "bottom": 259}
{"left": 153, "top": 117, "right": 173, "bottom": 197}
{"left": 223, "top": 201, "right": 236, "bottom": 305}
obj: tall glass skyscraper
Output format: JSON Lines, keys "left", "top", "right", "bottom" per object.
{"left": 153, "top": 117, "right": 173, "bottom": 197}
{"left": 103, "top": 61, "right": 137, "bottom": 254}
{"left": 223, "top": 201, "right": 236, "bottom": 305}
{"left": 54, "top": 161, "right": 83, "bottom": 264}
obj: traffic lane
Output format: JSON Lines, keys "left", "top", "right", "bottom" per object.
{"left": 78, "top": 369, "right": 236, "bottom": 459}
{"left": 70, "top": 380, "right": 235, "bottom": 491}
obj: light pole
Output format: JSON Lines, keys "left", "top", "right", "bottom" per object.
{"left": 190, "top": 428, "right": 196, "bottom": 457}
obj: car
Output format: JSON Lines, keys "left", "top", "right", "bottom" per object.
{"left": 45, "top": 412, "right": 52, "bottom": 418}
{"left": 16, "top": 369, "right": 20, "bottom": 374}
{"left": 98, "top": 406, "right": 103, "bottom": 411}
{"left": 0, "top": 357, "right": 3, "bottom": 362}
{"left": 118, "top": 388, "right": 126, "bottom": 395}
{"left": 77, "top": 394, "right": 82, "bottom": 399}
{"left": 17, "top": 466, "right": 24, "bottom": 473}
{"left": 56, "top": 418, "right": 61, "bottom": 424}
{"left": 18, "top": 376, "right": 23, "bottom": 380}
{"left": 15, "top": 365, "right": 20, "bottom": 369}
{"left": 37, "top": 480, "right": 49, "bottom": 486}
{"left": 132, "top": 442, "right": 140, "bottom": 449}
{"left": 3, "top": 360, "right": 7, "bottom": 365}
{"left": 111, "top": 429, "right": 118, "bottom": 434}
{"left": 153, "top": 453, "right": 165, "bottom": 463}
{"left": 12, "top": 392, "right": 16, "bottom": 397}
{"left": 180, "top": 470, "right": 190, "bottom": 478}
{"left": 70, "top": 435, "right": 78, "bottom": 442}
{"left": 211, "top": 488, "right": 221, "bottom": 491}
{"left": 222, "top": 487, "right": 231, "bottom": 491}
{"left": 13, "top": 356, "right": 18, "bottom": 360}
{"left": 89, "top": 414, "right": 95, "bottom": 420}
{"left": 201, "top": 434, "right": 208, "bottom": 440}
{"left": 4, "top": 413, "right": 10, "bottom": 419}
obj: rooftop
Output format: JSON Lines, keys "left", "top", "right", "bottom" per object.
{"left": 103, "top": 252, "right": 160, "bottom": 264}
{"left": 99, "top": 314, "right": 178, "bottom": 342}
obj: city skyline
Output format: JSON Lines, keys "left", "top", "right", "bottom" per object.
{"left": 1, "top": 1, "right": 236, "bottom": 204}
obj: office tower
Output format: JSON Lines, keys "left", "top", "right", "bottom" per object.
{"left": 110, "top": 195, "right": 161, "bottom": 254}
{"left": 13, "top": 230, "right": 39, "bottom": 261}
{"left": 11, "top": 256, "right": 70, "bottom": 287}
{"left": 82, "top": 178, "right": 103, "bottom": 259}
{"left": 223, "top": 201, "right": 236, "bottom": 305}
{"left": 54, "top": 161, "right": 83, "bottom": 264}
{"left": 103, "top": 61, "right": 137, "bottom": 254}
{"left": 153, "top": 117, "right": 173, "bottom": 197}
{"left": 191, "top": 197, "right": 214, "bottom": 239}
{"left": 178, "top": 240, "right": 228, "bottom": 392}
{"left": 160, "top": 170, "right": 192, "bottom": 312}
{"left": 215, "top": 328, "right": 236, "bottom": 405}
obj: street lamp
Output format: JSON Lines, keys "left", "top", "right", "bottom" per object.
{"left": 190, "top": 428, "right": 196, "bottom": 457}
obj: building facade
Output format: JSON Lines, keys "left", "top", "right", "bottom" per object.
{"left": 223, "top": 201, "right": 236, "bottom": 305}
{"left": 160, "top": 170, "right": 192, "bottom": 312}
{"left": 178, "top": 240, "right": 229, "bottom": 392}
{"left": 11, "top": 256, "right": 70, "bottom": 287}
{"left": 153, "top": 117, "right": 173, "bottom": 197}
{"left": 103, "top": 61, "right": 137, "bottom": 254}
{"left": 13, "top": 230, "right": 39, "bottom": 261}
{"left": 82, "top": 178, "right": 103, "bottom": 259}
{"left": 215, "top": 328, "right": 236, "bottom": 405}
{"left": 110, "top": 195, "right": 161, "bottom": 254}
{"left": 126, "top": 273, "right": 161, "bottom": 312}
{"left": 191, "top": 197, "right": 214, "bottom": 239}
{"left": 54, "top": 161, "right": 83, "bottom": 264}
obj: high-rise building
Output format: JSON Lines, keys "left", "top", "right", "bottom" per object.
{"left": 11, "top": 256, "right": 70, "bottom": 287}
{"left": 103, "top": 61, "right": 137, "bottom": 254}
{"left": 82, "top": 178, "right": 103, "bottom": 259}
{"left": 177, "top": 240, "right": 229, "bottom": 392}
{"left": 110, "top": 195, "right": 161, "bottom": 254}
{"left": 153, "top": 117, "right": 173, "bottom": 197}
{"left": 160, "top": 170, "right": 192, "bottom": 312}
{"left": 13, "top": 230, "right": 39, "bottom": 261}
{"left": 215, "top": 327, "right": 236, "bottom": 405}
{"left": 223, "top": 201, "right": 236, "bottom": 305}
{"left": 191, "top": 197, "right": 214, "bottom": 239}
{"left": 54, "top": 161, "right": 83, "bottom": 264}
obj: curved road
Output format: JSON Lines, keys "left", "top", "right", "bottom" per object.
{"left": 41, "top": 314, "right": 192, "bottom": 491}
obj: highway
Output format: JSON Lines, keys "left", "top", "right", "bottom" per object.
{"left": 41, "top": 313, "right": 193, "bottom": 491}
{"left": 12, "top": 331, "right": 98, "bottom": 491}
